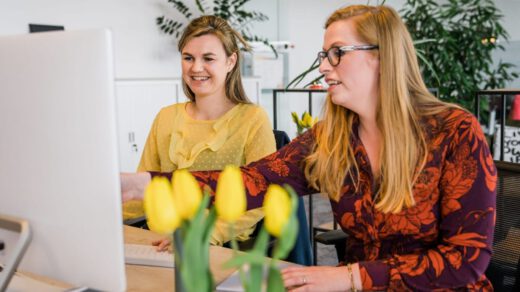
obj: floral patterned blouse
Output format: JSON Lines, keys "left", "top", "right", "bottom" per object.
{"left": 189, "top": 108, "right": 497, "bottom": 291}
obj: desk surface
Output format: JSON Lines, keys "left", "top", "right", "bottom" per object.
{"left": 16, "top": 225, "right": 238, "bottom": 291}
{"left": 124, "top": 225, "right": 237, "bottom": 291}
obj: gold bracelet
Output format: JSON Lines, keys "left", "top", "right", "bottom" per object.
{"left": 347, "top": 263, "right": 358, "bottom": 292}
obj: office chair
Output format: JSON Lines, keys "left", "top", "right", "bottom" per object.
{"left": 486, "top": 160, "right": 520, "bottom": 291}
{"left": 313, "top": 221, "right": 348, "bottom": 264}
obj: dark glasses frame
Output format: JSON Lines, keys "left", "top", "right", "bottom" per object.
{"left": 317, "top": 45, "right": 379, "bottom": 66}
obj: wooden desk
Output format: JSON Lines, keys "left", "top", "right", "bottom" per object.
{"left": 15, "top": 225, "right": 238, "bottom": 291}
{"left": 124, "top": 225, "right": 237, "bottom": 291}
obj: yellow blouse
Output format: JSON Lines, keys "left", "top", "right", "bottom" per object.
{"left": 124, "top": 102, "right": 276, "bottom": 245}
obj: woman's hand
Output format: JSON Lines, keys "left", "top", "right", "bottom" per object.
{"left": 281, "top": 266, "right": 354, "bottom": 292}
{"left": 120, "top": 172, "right": 151, "bottom": 202}
{"left": 152, "top": 238, "right": 172, "bottom": 252}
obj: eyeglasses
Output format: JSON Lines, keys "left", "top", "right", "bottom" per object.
{"left": 317, "top": 45, "right": 378, "bottom": 66}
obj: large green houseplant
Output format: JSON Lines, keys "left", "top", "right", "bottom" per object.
{"left": 156, "top": 0, "right": 276, "bottom": 54}
{"left": 401, "top": 0, "right": 518, "bottom": 111}
{"left": 287, "top": 0, "right": 518, "bottom": 113}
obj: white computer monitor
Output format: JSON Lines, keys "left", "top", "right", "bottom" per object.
{"left": 0, "top": 29, "right": 126, "bottom": 291}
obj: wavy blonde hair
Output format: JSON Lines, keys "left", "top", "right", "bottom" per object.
{"left": 178, "top": 15, "right": 251, "bottom": 104}
{"left": 304, "top": 5, "right": 454, "bottom": 213}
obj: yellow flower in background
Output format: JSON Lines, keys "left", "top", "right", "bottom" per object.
{"left": 144, "top": 177, "right": 180, "bottom": 234}
{"left": 291, "top": 111, "right": 318, "bottom": 135}
{"left": 291, "top": 112, "right": 301, "bottom": 126}
{"left": 263, "top": 184, "right": 291, "bottom": 237}
{"left": 215, "top": 165, "right": 246, "bottom": 222}
{"left": 302, "top": 112, "right": 318, "bottom": 128}
{"left": 172, "top": 169, "right": 203, "bottom": 220}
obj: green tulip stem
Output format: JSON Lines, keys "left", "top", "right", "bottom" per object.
{"left": 228, "top": 223, "right": 248, "bottom": 289}
{"left": 173, "top": 229, "right": 186, "bottom": 292}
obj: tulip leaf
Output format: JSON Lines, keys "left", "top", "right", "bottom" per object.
{"left": 243, "top": 227, "right": 270, "bottom": 292}
{"left": 248, "top": 263, "right": 264, "bottom": 292}
{"left": 272, "top": 185, "right": 299, "bottom": 260}
{"left": 251, "top": 227, "right": 269, "bottom": 255}
{"left": 202, "top": 194, "right": 217, "bottom": 245}
{"left": 222, "top": 252, "right": 266, "bottom": 268}
{"left": 291, "top": 112, "right": 299, "bottom": 124}
{"left": 266, "top": 265, "right": 285, "bottom": 292}
{"left": 173, "top": 229, "right": 187, "bottom": 292}
{"left": 181, "top": 194, "right": 214, "bottom": 291}
{"left": 272, "top": 215, "right": 298, "bottom": 260}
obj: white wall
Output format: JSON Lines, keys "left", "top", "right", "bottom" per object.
{"left": 494, "top": 0, "right": 520, "bottom": 88}
{"left": 2, "top": 0, "right": 520, "bottom": 126}
{"left": 2, "top": 0, "right": 518, "bottom": 83}
{"left": 279, "top": 0, "right": 520, "bottom": 88}
{"left": 0, "top": 0, "right": 181, "bottom": 79}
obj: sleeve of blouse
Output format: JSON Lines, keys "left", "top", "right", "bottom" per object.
{"left": 137, "top": 113, "right": 161, "bottom": 172}
{"left": 358, "top": 113, "right": 497, "bottom": 291}
{"left": 189, "top": 128, "right": 318, "bottom": 210}
{"left": 243, "top": 107, "right": 277, "bottom": 164}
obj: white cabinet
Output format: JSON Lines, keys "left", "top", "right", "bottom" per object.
{"left": 115, "top": 79, "right": 182, "bottom": 172}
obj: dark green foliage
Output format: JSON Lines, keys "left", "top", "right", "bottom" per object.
{"left": 156, "top": 0, "right": 274, "bottom": 54}
{"left": 401, "top": 0, "right": 518, "bottom": 111}
{"left": 287, "top": 0, "right": 518, "bottom": 108}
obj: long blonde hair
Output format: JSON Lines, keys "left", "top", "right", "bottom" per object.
{"left": 178, "top": 15, "right": 251, "bottom": 104}
{"left": 304, "top": 5, "right": 454, "bottom": 213}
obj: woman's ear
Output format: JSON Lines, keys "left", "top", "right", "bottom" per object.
{"left": 226, "top": 52, "right": 237, "bottom": 73}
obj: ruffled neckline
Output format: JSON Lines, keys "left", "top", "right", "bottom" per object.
{"left": 168, "top": 102, "right": 244, "bottom": 169}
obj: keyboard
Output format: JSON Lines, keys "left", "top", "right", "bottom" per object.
{"left": 124, "top": 243, "right": 174, "bottom": 268}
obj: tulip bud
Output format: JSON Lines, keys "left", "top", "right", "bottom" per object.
{"left": 263, "top": 184, "right": 291, "bottom": 237}
{"left": 291, "top": 112, "right": 299, "bottom": 124}
{"left": 144, "top": 177, "right": 180, "bottom": 234}
{"left": 215, "top": 165, "right": 246, "bottom": 222}
{"left": 302, "top": 112, "right": 313, "bottom": 128}
{"left": 172, "top": 169, "right": 203, "bottom": 220}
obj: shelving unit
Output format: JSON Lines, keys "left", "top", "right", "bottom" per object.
{"left": 475, "top": 89, "right": 520, "bottom": 162}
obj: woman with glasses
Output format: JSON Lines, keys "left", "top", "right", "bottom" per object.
{"left": 123, "top": 5, "right": 496, "bottom": 291}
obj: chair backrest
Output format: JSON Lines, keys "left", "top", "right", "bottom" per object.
{"left": 486, "top": 161, "right": 520, "bottom": 291}
{"left": 273, "top": 130, "right": 291, "bottom": 150}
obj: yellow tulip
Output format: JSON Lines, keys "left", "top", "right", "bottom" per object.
{"left": 215, "top": 165, "right": 246, "bottom": 222}
{"left": 302, "top": 112, "right": 313, "bottom": 128}
{"left": 171, "top": 169, "right": 203, "bottom": 220}
{"left": 291, "top": 112, "right": 299, "bottom": 125}
{"left": 263, "top": 184, "right": 291, "bottom": 237}
{"left": 144, "top": 177, "right": 180, "bottom": 234}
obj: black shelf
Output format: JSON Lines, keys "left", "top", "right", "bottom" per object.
{"left": 475, "top": 89, "right": 520, "bottom": 162}
{"left": 272, "top": 88, "right": 327, "bottom": 129}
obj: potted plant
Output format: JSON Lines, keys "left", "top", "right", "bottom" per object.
{"left": 401, "top": 0, "right": 518, "bottom": 111}
{"left": 286, "top": 0, "right": 518, "bottom": 114}
{"left": 156, "top": 0, "right": 276, "bottom": 55}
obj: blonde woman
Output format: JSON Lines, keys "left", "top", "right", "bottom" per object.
{"left": 123, "top": 15, "right": 276, "bottom": 247}
{"left": 123, "top": 5, "right": 496, "bottom": 291}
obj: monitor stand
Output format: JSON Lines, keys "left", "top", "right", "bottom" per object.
{"left": 0, "top": 214, "right": 32, "bottom": 291}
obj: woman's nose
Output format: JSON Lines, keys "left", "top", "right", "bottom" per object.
{"left": 318, "top": 57, "right": 332, "bottom": 75}
{"left": 191, "top": 59, "right": 204, "bottom": 72}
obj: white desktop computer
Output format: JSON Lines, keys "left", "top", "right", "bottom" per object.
{"left": 0, "top": 29, "right": 126, "bottom": 291}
